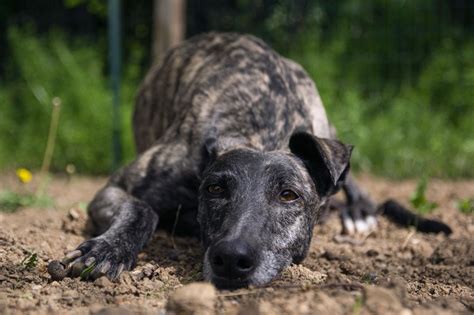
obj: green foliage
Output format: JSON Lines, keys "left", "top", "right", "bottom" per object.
{"left": 410, "top": 177, "right": 437, "bottom": 215}
{"left": 456, "top": 198, "right": 473, "bottom": 215}
{"left": 281, "top": 1, "right": 474, "bottom": 178}
{"left": 0, "top": 190, "right": 53, "bottom": 212}
{"left": 64, "top": 0, "right": 107, "bottom": 16}
{"left": 0, "top": 27, "right": 140, "bottom": 174}
{"left": 1, "top": 1, "right": 473, "bottom": 177}
{"left": 352, "top": 295, "right": 363, "bottom": 315}
{"left": 21, "top": 252, "right": 38, "bottom": 269}
{"left": 360, "top": 272, "right": 377, "bottom": 284}
{"left": 80, "top": 262, "right": 96, "bottom": 280}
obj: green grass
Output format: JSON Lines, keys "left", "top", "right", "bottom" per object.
{"left": 457, "top": 198, "right": 473, "bottom": 215}
{"left": 360, "top": 272, "right": 377, "bottom": 284}
{"left": 409, "top": 177, "right": 437, "bottom": 215}
{"left": 80, "top": 263, "right": 96, "bottom": 280}
{"left": 290, "top": 37, "right": 474, "bottom": 179}
{"left": 0, "top": 190, "right": 54, "bottom": 213}
{"left": 0, "top": 26, "right": 473, "bottom": 178}
{"left": 21, "top": 252, "right": 38, "bottom": 269}
{"left": 352, "top": 295, "right": 363, "bottom": 315}
{"left": 0, "top": 27, "right": 140, "bottom": 174}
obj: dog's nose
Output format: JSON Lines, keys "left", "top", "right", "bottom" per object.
{"left": 209, "top": 240, "right": 257, "bottom": 279}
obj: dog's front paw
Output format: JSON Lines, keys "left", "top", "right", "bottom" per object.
{"left": 62, "top": 237, "right": 137, "bottom": 281}
{"left": 341, "top": 197, "right": 377, "bottom": 235}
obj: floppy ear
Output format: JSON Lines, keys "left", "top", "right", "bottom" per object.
{"left": 289, "top": 131, "right": 353, "bottom": 196}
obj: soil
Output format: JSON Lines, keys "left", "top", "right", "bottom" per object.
{"left": 0, "top": 173, "right": 473, "bottom": 314}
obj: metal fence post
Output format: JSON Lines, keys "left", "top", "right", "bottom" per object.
{"left": 108, "top": 0, "right": 122, "bottom": 170}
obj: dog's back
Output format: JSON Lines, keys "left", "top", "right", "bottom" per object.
{"left": 133, "top": 33, "right": 331, "bottom": 154}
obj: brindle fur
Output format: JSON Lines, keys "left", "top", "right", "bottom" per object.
{"left": 63, "top": 33, "right": 377, "bottom": 287}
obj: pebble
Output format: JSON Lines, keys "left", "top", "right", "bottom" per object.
{"left": 31, "top": 284, "right": 42, "bottom": 291}
{"left": 166, "top": 282, "right": 216, "bottom": 315}
{"left": 68, "top": 208, "right": 81, "bottom": 220}
{"left": 94, "top": 277, "right": 113, "bottom": 288}
{"left": 366, "top": 249, "right": 379, "bottom": 257}
{"left": 47, "top": 260, "right": 68, "bottom": 281}
{"left": 142, "top": 263, "right": 154, "bottom": 278}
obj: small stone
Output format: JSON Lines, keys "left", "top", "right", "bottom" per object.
{"left": 411, "top": 240, "right": 434, "bottom": 258}
{"left": 47, "top": 260, "right": 68, "bottom": 281}
{"left": 68, "top": 208, "right": 80, "bottom": 220}
{"left": 366, "top": 249, "right": 379, "bottom": 257}
{"left": 31, "top": 284, "right": 42, "bottom": 291}
{"left": 62, "top": 290, "right": 79, "bottom": 298}
{"left": 94, "top": 276, "right": 113, "bottom": 288}
{"left": 130, "top": 269, "right": 145, "bottom": 281}
{"left": 142, "top": 263, "right": 154, "bottom": 278}
{"left": 167, "top": 282, "right": 216, "bottom": 315}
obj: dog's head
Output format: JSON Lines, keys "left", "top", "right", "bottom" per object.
{"left": 198, "top": 131, "right": 352, "bottom": 288}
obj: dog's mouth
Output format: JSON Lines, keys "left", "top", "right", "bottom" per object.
{"left": 209, "top": 275, "right": 251, "bottom": 289}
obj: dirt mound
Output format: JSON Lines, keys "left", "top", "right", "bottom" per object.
{"left": 0, "top": 174, "right": 473, "bottom": 314}
{"left": 430, "top": 238, "right": 474, "bottom": 266}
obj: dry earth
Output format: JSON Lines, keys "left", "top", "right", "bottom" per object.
{"left": 0, "top": 173, "right": 473, "bottom": 314}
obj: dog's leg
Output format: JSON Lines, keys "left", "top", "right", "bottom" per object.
{"left": 63, "top": 185, "right": 158, "bottom": 280}
{"left": 340, "top": 175, "right": 377, "bottom": 234}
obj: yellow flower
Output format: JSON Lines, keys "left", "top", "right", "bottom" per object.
{"left": 16, "top": 168, "right": 33, "bottom": 184}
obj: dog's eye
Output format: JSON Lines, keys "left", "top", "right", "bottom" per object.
{"left": 279, "top": 190, "right": 299, "bottom": 202}
{"left": 207, "top": 184, "right": 224, "bottom": 195}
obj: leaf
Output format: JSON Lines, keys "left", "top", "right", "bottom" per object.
{"left": 410, "top": 176, "right": 437, "bottom": 214}
{"left": 457, "top": 198, "right": 473, "bottom": 215}
{"left": 22, "top": 253, "right": 38, "bottom": 269}
{"left": 80, "top": 263, "right": 96, "bottom": 280}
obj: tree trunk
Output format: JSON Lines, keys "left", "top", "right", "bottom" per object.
{"left": 152, "top": 0, "right": 186, "bottom": 65}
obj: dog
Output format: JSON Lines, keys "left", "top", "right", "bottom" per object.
{"left": 55, "top": 33, "right": 451, "bottom": 289}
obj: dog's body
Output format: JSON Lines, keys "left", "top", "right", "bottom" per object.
{"left": 126, "top": 32, "right": 332, "bottom": 236}
{"left": 60, "top": 33, "right": 450, "bottom": 288}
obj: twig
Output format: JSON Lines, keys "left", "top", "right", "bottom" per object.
{"left": 320, "top": 283, "right": 365, "bottom": 291}
{"left": 401, "top": 229, "right": 416, "bottom": 249}
{"left": 218, "top": 289, "right": 261, "bottom": 297}
{"left": 171, "top": 204, "right": 182, "bottom": 249}
{"left": 36, "top": 97, "right": 61, "bottom": 197}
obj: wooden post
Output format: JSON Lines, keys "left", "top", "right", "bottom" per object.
{"left": 152, "top": 0, "right": 186, "bottom": 64}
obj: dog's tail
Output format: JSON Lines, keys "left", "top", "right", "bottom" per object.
{"left": 378, "top": 199, "right": 452, "bottom": 235}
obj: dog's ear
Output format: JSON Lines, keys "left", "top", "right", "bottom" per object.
{"left": 289, "top": 131, "right": 353, "bottom": 196}
{"left": 200, "top": 137, "right": 219, "bottom": 174}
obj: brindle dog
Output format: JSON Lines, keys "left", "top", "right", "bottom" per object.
{"left": 56, "top": 33, "right": 451, "bottom": 288}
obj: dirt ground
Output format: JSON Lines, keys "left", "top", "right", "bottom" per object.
{"left": 0, "top": 173, "right": 473, "bottom": 314}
